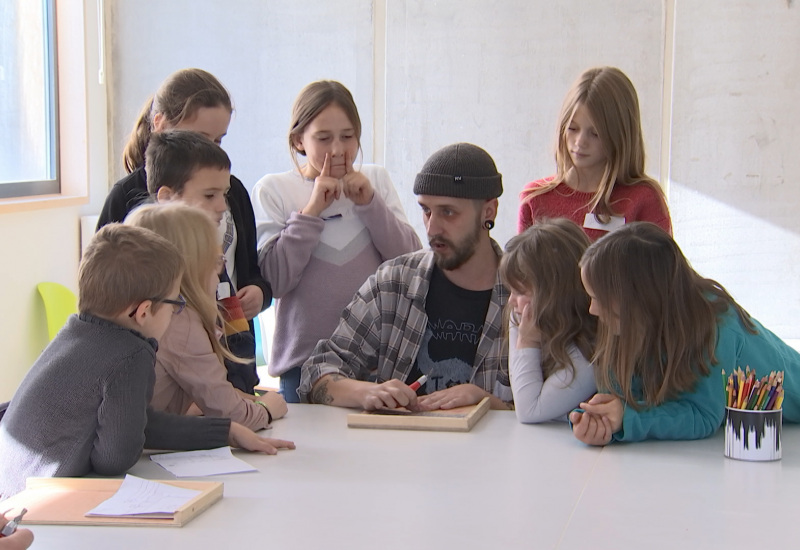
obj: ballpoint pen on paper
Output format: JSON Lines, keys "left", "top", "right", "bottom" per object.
{"left": 408, "top": 374, "right": 428, "bottom": 392}
{"left": 0, "top": 508, "right": 27, "bottom": 537}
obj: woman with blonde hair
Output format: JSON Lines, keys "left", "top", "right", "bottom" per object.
{"left": 518, "top": 67, "right": 670, "bottom": 240}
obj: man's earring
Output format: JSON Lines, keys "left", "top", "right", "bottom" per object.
{"left": 483, "top": 220, "right": 495, "bottom": 230}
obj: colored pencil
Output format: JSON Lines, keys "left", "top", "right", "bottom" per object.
{"left": 724, "top": 368, "right": 784, "bottom": 411}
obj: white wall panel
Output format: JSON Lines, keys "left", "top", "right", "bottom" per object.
{"left": 107, "top": 0, "right": 375, "bottom": 188}
{"left": 669, "top": 1, "right": 800, "bottom": 336}
{"left": 383, "top": 0, "right": 665, "bottom": 248}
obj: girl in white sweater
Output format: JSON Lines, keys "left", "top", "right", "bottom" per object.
{"left": 252, "top": 80, "right": 421, "bottom": 402}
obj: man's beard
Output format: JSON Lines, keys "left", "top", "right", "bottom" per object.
{"left": 430, "top": 218, "right": 482, "bottom": 271}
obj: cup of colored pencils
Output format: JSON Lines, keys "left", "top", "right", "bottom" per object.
{"left": 723, "top": 367, "right": 783, "bottom": 462}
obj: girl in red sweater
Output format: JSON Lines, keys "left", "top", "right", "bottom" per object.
{"left": 518, "top": 66, "right": 670, "bottom": 240}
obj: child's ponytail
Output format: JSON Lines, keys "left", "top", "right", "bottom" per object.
{"left": 121, "top": 68, "right": 233, "bottom": 174}
{"left": 123, "top": 97, "right": 155, "bottom": 174}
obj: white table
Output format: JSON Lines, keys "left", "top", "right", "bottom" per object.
{"left": 30, "top": 404, "right": 799, "bottom": 549}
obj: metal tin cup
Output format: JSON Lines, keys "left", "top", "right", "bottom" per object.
{"left": 724, "top": 407, "right": 782, "bottom": 461}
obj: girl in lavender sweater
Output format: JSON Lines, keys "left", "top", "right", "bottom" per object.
{"left": 252, "top": 80, "right": 421, "bottom": 402}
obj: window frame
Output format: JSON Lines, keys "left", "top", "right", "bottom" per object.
{"left": 0, "top": 0, "right": 90, "bottom": 214}
{"left": 0, "top": 0, "right": 61, "bottom": 199}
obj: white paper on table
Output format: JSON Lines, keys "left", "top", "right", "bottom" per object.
{"left": 150, "top": 446, "right": 257, "bottom": 477}
{"left": 86, "top": 474, "right": 201, "bottom": 517}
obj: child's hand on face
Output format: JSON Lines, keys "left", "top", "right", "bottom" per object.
{"left": 341, "top": 151, "right": 374, "bottom": 206}
{"left": 236, "top": 285, "right": 264, "bottom": 320}
{"left": 303, "top": 153, "right": 341, "bottom": 217}
{"left": 517, "top": 303, "right": 542, "bottom": 349}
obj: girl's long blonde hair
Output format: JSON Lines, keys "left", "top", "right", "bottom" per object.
{"left": 500, "top": 219, "right": 596, "bottom": 381}
{"left": 522, "top": 66, "right": 668, "bottom": 223}
{"left": 580, "top": 222, "right": 755, "bottom": 408}
{"left": 125, "top": 203, "right": 240, "bottom": 363}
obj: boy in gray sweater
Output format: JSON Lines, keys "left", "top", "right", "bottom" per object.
{"left": 0, "top": 224, "right": 293, "bottom": 499}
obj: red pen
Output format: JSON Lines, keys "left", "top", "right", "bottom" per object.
{"left": 408, "top": 374, "right": 428, "bottom": 392}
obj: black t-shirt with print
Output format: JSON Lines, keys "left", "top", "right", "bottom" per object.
{"left": 407, "top": 265, "right": 492, "bottom": 395}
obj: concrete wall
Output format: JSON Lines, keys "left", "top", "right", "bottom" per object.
{"left": 106, "top": 0, "right": 376, "bottom": 189}
{"left": 106, "top": 1, "right": 667, "bottom": 254}
{"left": 382, "top": 0, "right": 664, "bottom": 249}
{"left": 102, "top": 0, "right": 800, "bottom": 338}
{"left": 669, "top": 1, "right": 800, "bottom": 335}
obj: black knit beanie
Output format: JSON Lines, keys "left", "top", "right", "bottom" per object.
{"left": 413, "top": 143, "right": 502, "bottom": 199}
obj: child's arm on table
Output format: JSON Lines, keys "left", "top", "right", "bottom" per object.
{"left": 228, "top": 422, "right": 295, "bottom": 455}
{"left": 573, "top": 382, "right": 724, "bottom": 443}
{"left": 92, "top": 359, "right": 154, "bottom": 475}
{"left": 241, "top": 389, "right": 288, "bottom": 420}
{"left": 570, "top": 407, "right": 615, "bottom": 446}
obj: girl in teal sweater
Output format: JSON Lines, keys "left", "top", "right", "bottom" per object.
{"left": 571, "top": 222, "right": 800, "bottom": 444}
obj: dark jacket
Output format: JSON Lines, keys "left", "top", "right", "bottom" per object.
{"left": 97, "top": 168, "right": 271, "bottom": 392}
{"left": 96, "top": 167, "right": 273, "bottom": 313}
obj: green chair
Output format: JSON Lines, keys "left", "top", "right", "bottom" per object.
{"left": 37, "top": 282, "right": 78, "bottom": 341}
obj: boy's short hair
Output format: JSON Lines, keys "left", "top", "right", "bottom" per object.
{"left": 144, "top": 129, "right": 231, "bottom": 195}
{"left": 79, "top": 224, "right": 183, "bottom": 317}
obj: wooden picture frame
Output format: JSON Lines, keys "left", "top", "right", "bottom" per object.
{"left": 347, "top": 396, "right": 491, "bottom": 432}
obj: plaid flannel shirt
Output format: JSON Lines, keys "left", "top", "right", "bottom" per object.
{"left": 298, "top": 242, "right": 510, "bottom": 402}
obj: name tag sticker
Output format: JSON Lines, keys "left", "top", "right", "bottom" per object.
{"left": 217, "top": 282, "right": 232, "bottom": 300}
{"left": 583, "top": 213, "right": 626, "bottom": 232}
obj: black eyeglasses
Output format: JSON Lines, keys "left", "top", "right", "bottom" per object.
{"left": 128, "top": 294, "right": 186, "bottom": 317}
{"left": 160, "top": 294, "right": 186, "bottom": 315}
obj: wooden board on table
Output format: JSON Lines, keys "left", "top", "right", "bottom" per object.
{"left": 347, "top": 396, "right": 490, "bottom": 432}
{"left": 0, "top": 477, "right": 223, "bottom": 527}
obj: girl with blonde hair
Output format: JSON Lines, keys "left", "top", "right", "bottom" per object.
{"left": 500, "top": 219, "right": 596, "bottom": 423}
{"left": 126, "top": 203, "right": 287, "bottom": 433}
{"left": 518, "top": 67, "right": 670, "bottom": 240}
{"left": 572, "top": 222, "right": 800, "bottom": 445}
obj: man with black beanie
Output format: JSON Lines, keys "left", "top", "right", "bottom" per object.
{"left": 299, "top": 143, "right": 512, "bottom": 411}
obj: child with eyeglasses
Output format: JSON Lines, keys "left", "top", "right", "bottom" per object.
{"left": 126, "top": 203, "right": 287, "bottom": 432}
{"left": 0, "top": 224, "right": 293, "bottom": 500}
